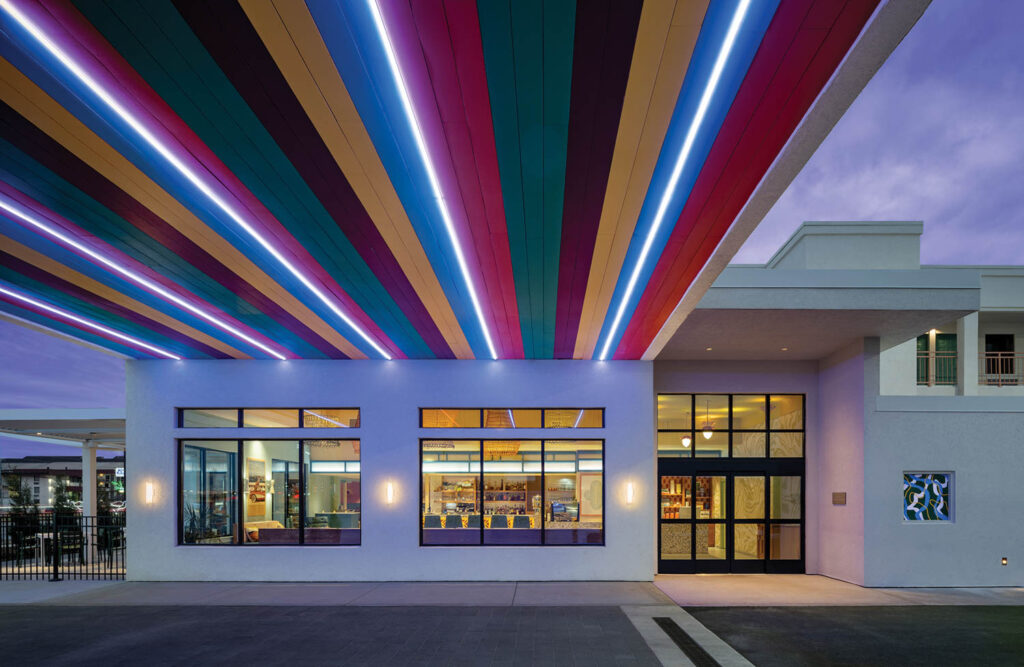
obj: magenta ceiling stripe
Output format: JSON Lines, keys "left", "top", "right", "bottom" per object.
{"left": 0, "top": 249, "right": 229, "bottom": 358}
{"left": 0, "top": 179, "right": 289, "bottom": 355}
{"left": 172, "top": 0, "right": 452, "bottom": 359}
{"left": 552, "top": 0, "right": 643, "bottom": 359}
{"left": 0, "top": 100, "right": 348, "bottom": 359}
{"left": 380, "top": 0, "right": 523, "bottom": 358}
{"left": 29, "top": 0, "right": 403, "bottom": 358}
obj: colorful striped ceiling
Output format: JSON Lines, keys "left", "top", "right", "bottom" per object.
{"left": 0, "top": 0, "right": 879, "bottom": 360}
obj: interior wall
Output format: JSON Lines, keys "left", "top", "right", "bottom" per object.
{"left": 815, "top": 340, "right": 867, "bottom": 585}
{"left": 127, "top": 360, "right": 654, "bottom": 582}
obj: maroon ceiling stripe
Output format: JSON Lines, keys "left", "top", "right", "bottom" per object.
{"left": 552, "top": 0, "right": 642, "bottom": 358}
{"left": 172, "top": 0, "right": 455, "bottom": 359}
{"left": 615, "top": 0, "right": 879, "bottom": 357}
{"left": 0, "top": 249, "right": 229, "bottom": 358}
{"left": 0, "top": 99, "right": 349, "bottom": 360}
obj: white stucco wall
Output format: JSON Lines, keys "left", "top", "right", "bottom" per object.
{"left": 126, "top": 360, "right": 655, "bottom": 581}
{"left": 863, "top": 340, "right": 1024, "bottom": 586}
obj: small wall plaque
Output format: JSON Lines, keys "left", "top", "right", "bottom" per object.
{"left": 832, "top": 492, "right": 847, "bottom": 506}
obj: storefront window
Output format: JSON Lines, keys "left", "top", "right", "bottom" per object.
{"left": 179, "top": 408, "right": 360, "bottom": 428}
{"left": 657, "top": 394, "right": 805, "bottom": 459}
{"left": 304, "top": 440, "right": 360, "bottom": 544}
{"left": 484, "top": 440, "right": 541, "bottom": 544}
{"left": 181, "top": 409, "right": 238, "bottom": 428}
{"left": 243, "top": 440, "right": 299, "bottom": 544}
{"left": 243, "top": 409, "right": 300, "bottom": 428}
{"left": 181, "top": 441, "right": 237, "bottom": 544}
{"left": 179, "top": 438, "right": 360, "bottom": 546}
{"left": 420, "top": 439, "right": 604, "bottom": 546}
{"left": 421, "top": 440, "right": 481, "bottom": 545}
{"left": 421, "top": 408, "right": 604, "bottom": 428}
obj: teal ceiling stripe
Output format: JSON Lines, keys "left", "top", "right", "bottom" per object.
{"left": 477, "top": 0, "right": 574, "bottom": 359}
{"left": 73, "top": 0, "right": 433, "bottom": 358}
{"left": 0, "top": 138, "right": 327, "bottom": 358}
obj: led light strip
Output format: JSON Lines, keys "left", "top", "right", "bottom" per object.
{"left": 0, "top": 196, "right": 288, "bottom": 360}
{"left": 0, "top": 283, "right": 181, "bottom": 359}
{"left": 366, "top": 0, "right": 498, "bottom": 360}
{"left": 0, "top": 0, "right": 391, "bottom": 360}
{"left": 598, "top": 0, "right": 752, "bottom": 361}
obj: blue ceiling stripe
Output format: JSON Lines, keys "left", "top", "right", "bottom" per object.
{"left": 593, "top": 0, "right": 779, "bottom": 358}
{"left": 305, "top": 0, "right": 491, "bottom": 359}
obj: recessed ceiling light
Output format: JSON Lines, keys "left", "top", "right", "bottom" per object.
{"left": 781, "top": 347, "right": 789, "bottom": 351}
{"left": 705, "top": 347, "right": 713, "bottom": 351}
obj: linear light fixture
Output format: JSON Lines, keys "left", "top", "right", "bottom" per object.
{"left": 0, "top": 0, "right": 391, "bottom": 360}
{"left": 598, "top": 0, "right": 752, "bottom": 361}
{"left": 366, "top": 0, "right": 498, "bottom": 360}
{"left": 0, "top": 196, "right": 288, "bottom": 360}
{"left": 0, "top": 283, "right": 181, "bottom": 359}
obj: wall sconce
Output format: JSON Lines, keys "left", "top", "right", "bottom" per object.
{"left": 386, "top": 481, "right": 395, "bottom": 505}
{"left": 626, "top": 482, "right": 635, "bottom": 505}
{"left": 144, "top": 481, "right": 155, "bottom": 505}
{"left": 1002, "top": 557, "right": 1008, "bottom": 566}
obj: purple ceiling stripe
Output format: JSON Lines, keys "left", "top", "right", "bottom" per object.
{"left": 552, "top": 0, "right": 642, "bottom": 358}
{"left": 0, "top": 100, "right": 349, "bottom": 359}
{"left": 172, "top": 0, "right": 454, "bottom": 359}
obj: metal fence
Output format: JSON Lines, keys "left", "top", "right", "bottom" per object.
{"left": 980, "top": 352, "right": 1023, "bottom": 386}
{"left": 0, "top": 513, "right": 125, "bottom": 580}
{"left": 916, "top": 351, "right": 958, "bottom": 386}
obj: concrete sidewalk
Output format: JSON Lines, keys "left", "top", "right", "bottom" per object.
{"left": 655, "top": 574, "right": 1024, "bottom": 606}
{"left": 0, "top": 580, "right": 675, "bottom": 607}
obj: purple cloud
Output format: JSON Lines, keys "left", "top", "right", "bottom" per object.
{"left": 734, "top": 0, "right": 1024, "bottom": 265}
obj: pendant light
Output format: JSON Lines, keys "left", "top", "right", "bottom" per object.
{"left": 701, "top": 400, "right": 714, "bottom": 439}
{"left": 681, "top": 408, "right": 692, "bottom": 448}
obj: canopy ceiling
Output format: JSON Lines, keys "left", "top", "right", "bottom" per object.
{"left": 0, "top": 0, "right": 881, "bottom": 360}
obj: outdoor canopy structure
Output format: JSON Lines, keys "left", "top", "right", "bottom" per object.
{"left": 0, "top": 0, "right": 892, "bottom": 362}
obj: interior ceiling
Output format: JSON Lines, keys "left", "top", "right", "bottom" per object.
{"left": 0, "top": 0, "right": 879, "bottom": 361}
{"left": 657, "top": 308, "right": 976, "bottom": 361}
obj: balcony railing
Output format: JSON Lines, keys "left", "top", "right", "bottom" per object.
{"left": 916, "top": 351, "right": 958, "bottom": 386}
{"left": 979, "top": 352, "right": 1023, "bottom": 386}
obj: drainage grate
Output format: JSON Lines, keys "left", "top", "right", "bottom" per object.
{"left": 653, "top": 617, "right": 720, "bottom": 667}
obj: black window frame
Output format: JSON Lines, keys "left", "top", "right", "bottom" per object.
{"left": 177, "top": 437, "right": 361, "bottom": 547}
{"left": 418, "top": 438, "right": 606, "bottom": 547}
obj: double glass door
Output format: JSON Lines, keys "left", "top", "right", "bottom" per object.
{"left": 658, "top": 459, "right": 803, "bottom": 573}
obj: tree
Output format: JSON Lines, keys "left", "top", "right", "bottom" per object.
{"left": 52, "top": 477, "right": 77, "bottom": 519}
{"left": 3, "top": 473, "right": 38, "bottom": 517}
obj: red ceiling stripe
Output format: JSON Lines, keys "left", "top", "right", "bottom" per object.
{"left": 553, "top": 0, "right": 642, "bottom": 358}
{"left": 388, "top": 0, "right": 524, "bottom": 358}
{"left": 31, "top": 0, "right": 403, "bottom": 358}
{"left": 615, "top": 0, "right": 879, "bottom": 358}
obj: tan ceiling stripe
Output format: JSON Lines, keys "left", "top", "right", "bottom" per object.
{"left": 242, "top": 0, "right": 474, "bottom": 359}
{"left": 0, "top": 235, "right": 251, "bottom": 358}
{"left": 573, "top": 0, "right": 709, "bottom": 359}
{"left": 0, "top": 56, "right": 367, "bottom": 359}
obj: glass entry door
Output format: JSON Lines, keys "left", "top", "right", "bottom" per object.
{"left": 658, "top": 461, "right": 803, "bottom": 573}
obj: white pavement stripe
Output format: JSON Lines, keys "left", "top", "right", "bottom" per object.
{"left": 622, "top": 604, "right": 754, "bottom": 667}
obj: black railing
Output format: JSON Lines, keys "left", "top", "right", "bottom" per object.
{"left": 0, "top": 513, "right": 125, "bottom": 580}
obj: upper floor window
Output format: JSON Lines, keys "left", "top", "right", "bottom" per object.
{"left": 178, "top": 408, "right": 360, "bottom": 428}
{"left": 916, "top": 332, "right": 957, "bottom": 386}
{"left": 420, "top": 408, "right": 604, "bottom": 429}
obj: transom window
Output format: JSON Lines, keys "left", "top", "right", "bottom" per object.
{"left": 657, "top": 394, "right": 804, "bottom": 458}
{"left": 178, "top": 408, "right": 360, "bottom": 428}
{"left": 420, "top": 408, "right": 603, "bottom": 429}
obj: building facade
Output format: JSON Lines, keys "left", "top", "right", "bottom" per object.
{"left": 126, "top": 222, "right": 1023, "bottom": 587}
{"left": 1, "top": 455, "right": 125, "bottom": 508}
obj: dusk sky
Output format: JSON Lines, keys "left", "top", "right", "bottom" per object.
{"left": 1, "top": 1, "right": 1021, "bottom": 458}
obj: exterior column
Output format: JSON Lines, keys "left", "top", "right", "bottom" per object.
{"left": 81, "top": 440, "right": 97, "bottom": 516}
{"left": 957, "top": 312, "right": 979, "bottom": 395}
